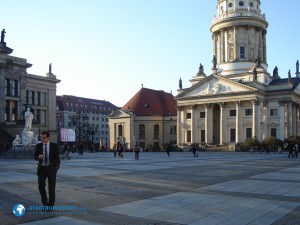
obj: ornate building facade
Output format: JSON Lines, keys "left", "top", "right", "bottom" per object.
{"left": 0, "top": 30, "right": 60, "bottom": 143}
{"left": 176, "top": 0, "right": 300, "bottom": 147}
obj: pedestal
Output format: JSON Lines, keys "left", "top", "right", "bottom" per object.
{"left": 22, "top": 131, "right": 34, "bottom": 146}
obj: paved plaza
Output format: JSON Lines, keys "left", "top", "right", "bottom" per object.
{"left": 0, "top": 152, "right": 299, "bottom": 225}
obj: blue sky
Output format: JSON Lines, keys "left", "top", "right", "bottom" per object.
{"left": 1, "top": 0, "right": 299, "bottom": 106}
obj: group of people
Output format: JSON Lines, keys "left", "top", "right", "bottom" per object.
{"left": 112, "top": 141, "right": 124, "bottom": 158}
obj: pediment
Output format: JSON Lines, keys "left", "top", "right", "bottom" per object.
{"left": 294, "top": 83, "right": 300, "bottom": 95}
{"left": 180, "top": 76, "right": 257, "bottom": 98}
{"left": 109, "top": 110, "right": 131, "bottom": 118}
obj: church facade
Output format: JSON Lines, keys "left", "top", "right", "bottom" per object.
{"left": 176, "top": 0, "right": 300, "bottom": 147}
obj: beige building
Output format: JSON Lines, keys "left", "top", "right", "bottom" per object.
{"left": 109, "top": 88, "right": 177, "bottom": 150}
{"left": 176, "top": 0, "right": 300, "bottom": 147}
{"left": 0, "top": 31, "right": 60, "bottom": 144}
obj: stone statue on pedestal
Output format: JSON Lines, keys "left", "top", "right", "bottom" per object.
{"left": 24, "top": 108, "right": 33, "bottom": 132}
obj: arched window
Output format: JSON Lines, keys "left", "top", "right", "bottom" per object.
{"left": 118, "top": 125, "right": 123, "bottom": 137}
{"left": 139, "top": 124, "right": 145, "bottom": 139}
{"left": 154, "top": 124, "right": 159, "bottom": 139}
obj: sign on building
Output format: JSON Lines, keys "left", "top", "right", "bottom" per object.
{"left": 60, "top": 128, "right": 76, "bottom": 142}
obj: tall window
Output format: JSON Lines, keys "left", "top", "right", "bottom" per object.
{"left": 5, "top": 79, "right": 18, "bottom": 97}
{"left": 246, "top": 128, "right": 252, "bottom": 139}
{"left": 154, "top": 124, "right": 159, "bottom": 139}
{"left": 186, "top": 130, "right": 191, "bottom": 143}
{"left": 5, "top": 100, "right": 17, "bottom": 121}
{"left": 271, "top": 128, "right": 277, "bottom": 138}
{"left": 240, "top": 46, "right": 245, "bottom": 59}
{"left": 118, "top": 125, "right": 123, "bottom": 137}
{"left": 230, "top": 129, "right": 236, "bottom": 142}
{"left": 201, "top": 130, "right": 205, "bottom": 143}
{"left": 170, "top": 126, "right": 177, "bottom": 135}
{"left": 139, "top": 124, "right": 145, "bottom": 139}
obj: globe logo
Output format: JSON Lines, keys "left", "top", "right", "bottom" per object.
{"left": 12, "top": 204, "right": 25, "bottom": 217}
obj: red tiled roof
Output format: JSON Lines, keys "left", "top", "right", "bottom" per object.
{"left": 121, "top": 88, "right": 177, "bottom": 116}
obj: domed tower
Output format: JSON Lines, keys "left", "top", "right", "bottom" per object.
{"left": 211, "top": 0, "right": 269, "bottom": 82}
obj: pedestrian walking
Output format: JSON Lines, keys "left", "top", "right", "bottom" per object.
{"left": 134, "top": 144, "right": 140, "bottom": 160}
{"left": 295, "top": 144, "right": 299, "bottom": 158}
{"left": 288, "top": 143, "right": 294, "bottom": 158}
{"left": 34, "top": 131, "right": 60, "bottom": 207}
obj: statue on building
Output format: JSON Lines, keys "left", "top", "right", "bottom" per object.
{"left": 288, "top": 70, "right": 292, "bottom": 83}
{"left": 199, "top": 64, "right": 204, "bottom": 73}
{"left": 1, "top": 29, "right": 6, "bottom": 43}
{"left": 49, "top": 63, "right": 52, "bottom": 74}
{"left": 179, "top": 77, "right": 182, "bottom": 90}
{"left": 296, "top": 60, "right": 299, "bottom": 74}
{"left": 273, "top": 66, "right": 279, "bottom": 77}
{"left": 24, "top": 108, "right": 33, "bottom": 132}
{"left": 253, "top": 68, "right": 258, "bottom": 81}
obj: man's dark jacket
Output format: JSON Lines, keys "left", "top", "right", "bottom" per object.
{"left": 34, "top": 142, "right": 60, "bottom": 175}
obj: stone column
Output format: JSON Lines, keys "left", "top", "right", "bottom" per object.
{"left": 219, "top": 103, "right": 226, "bottom": 145}
{"left": 252, "top": 100, "right": 258, "bottom": 138}
{"left": 234, "top": 26, "right": 237, "bottom": 60}
{"left": 235, "top": 102, "right": 240, "bottom": 143}
{"left": 288, "top": 102, "right": 293, "bottom": 137}
{"left": 262, "top": 101, "right": 268, "bottom": 140}
{"left": 205, "top": 104, "right": 212, "bottom": 144}
{"left": 279, "top": 102, "right": 285, "bottom": 140}
{"left": 221, "top": 29, "right": 225, "bottom": 63}
{"left": 292, "top": 103, "right": 297, "bottom": 136}
{"left": 296, "top": 104, "right": 300, "bottom": 136}
{"left": 177, "top": 107, "right": 181, "bottom": 145}
{"left": 191, "top": 105, "right": 195, "bottom": 143}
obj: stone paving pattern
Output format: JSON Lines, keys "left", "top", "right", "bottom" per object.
{"left": 0, "top": 152, "right": 299, "bottom": 225}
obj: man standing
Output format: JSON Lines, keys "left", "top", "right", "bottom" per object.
{"left": 34, "top": 131, "right": 60, "bottom": 207}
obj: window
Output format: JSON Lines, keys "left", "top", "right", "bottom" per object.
{"left": 186, "top": 130, "right": 191, "bottom": 143}
{"left": 200, "top": 112, "right": 206, "bottom": 118}
{"left": 5, "top": 79, "right": 18, "bottom": 97}
{"left": 246, "top": 128, "right": 252, "bottom": 139}
{"left": 245, "top": 108, "right": 253, "bottom": 116}
{"left": 230, "top": 110, "right": 236, "bottom": 117}
{"left": 239, "top": 1, "right": 244, "bottom": 6}
{"left": 5, "top": 100, "right": 17, "bottom": 121}
{"left": 118, "top": 125, "right": 123, "bottom": 137}
{"left": 270, "top": 109, "right": 278, "bottom": 116}
{"left": 170, "top": 126, "right": 177, "bottom": 135}
{"left": 201, "top": 130, "right": 205, "bottom": 143}
{"left": 271, "top": 128, "right": 277, "bottom": 138}
{"left": 139, "top": 124, "right": 145, "bottom": 139}
{"left": 230, "top": 129, "right": 236, "bottom": 142}
{"left": 26, "top": 90, "right": 34, "bottom": 105}
{"left": 186, "top": 113, "right": 192, "bottom": 119}
{"left": 154, "top": 124, "right": 159, "bottom": 139}
{"left": 249, "top": 2, "right": 254, "bottom": 7}
{"left": 240, "top": 46, "right": 245, "bottom": 59}
{"left": 228, "top": 2, "right": 233, "bottom": 8}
